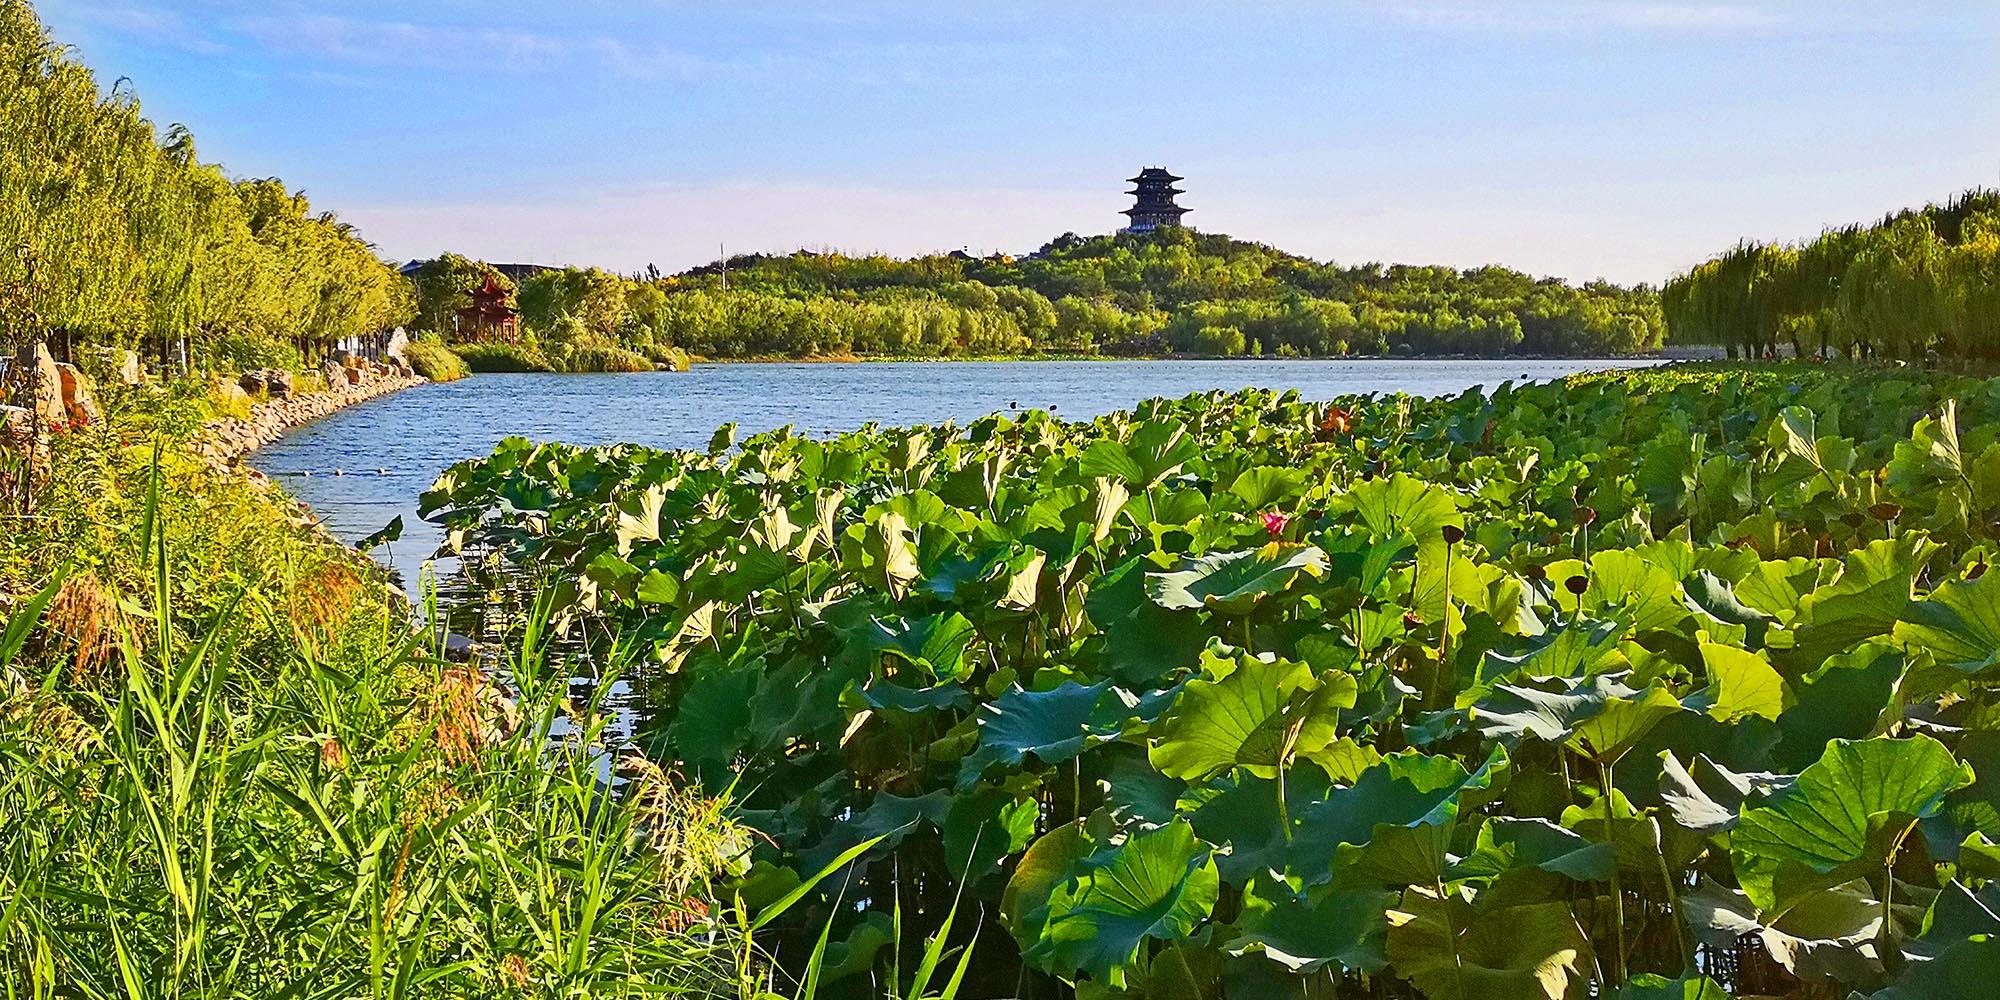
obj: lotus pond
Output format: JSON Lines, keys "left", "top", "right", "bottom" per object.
{"left": 419, "top": 363, "right": 2000, "bottom": 1000}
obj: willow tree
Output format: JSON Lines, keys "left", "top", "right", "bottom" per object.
{"left": 0, "top": 0, "right": 410, "bottom": 367}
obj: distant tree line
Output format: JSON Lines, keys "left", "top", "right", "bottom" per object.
{"left": 1663, "top": 190, "right": 2000, "bottom": 360}
{"left": 0, "top": 2, "right": 411, "bottom": 370}
{"left": 414, "top": 228, "right": 1665, "bottom": 361}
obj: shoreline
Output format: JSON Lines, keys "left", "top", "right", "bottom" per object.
{"left": 679, "top": 351, "right": 1686, "bottom": 366}
{"left": 197, "top": 370, "right": 429, "bottom": 465}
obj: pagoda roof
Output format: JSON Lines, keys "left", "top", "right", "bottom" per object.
{"left": 1128, "top": 168, "right": 1183, "bottom": 182}
{"left": 1122, "top": 206, "right": 1190, "bottom": 216}
{"left": 1127, "top": 186, "right": 1185, "bottom": 196}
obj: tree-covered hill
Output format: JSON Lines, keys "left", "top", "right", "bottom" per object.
{"left": 419, "top": 228, "right": 1667, "bottom": 363}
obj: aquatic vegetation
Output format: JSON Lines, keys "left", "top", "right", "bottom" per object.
{"left": 426, "top": 362, "right": 2000, "bottom": 999}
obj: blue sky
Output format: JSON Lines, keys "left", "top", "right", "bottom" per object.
{"left": 36, "top": 1, "right": 2000, "bottom": 283}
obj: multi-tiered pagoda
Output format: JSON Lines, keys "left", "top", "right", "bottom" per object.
{"left": 1120, "top": 167, "right": 1189, "bottom": 234}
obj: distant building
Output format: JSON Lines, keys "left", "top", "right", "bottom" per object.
{"left": 397, "top": 259, "right": 555, "bottom": 284}
{"left": 1120, "top": 168, "right": 1190, "bottom": 235}
{"left": 455, "top": 274, "right": 520, "bottom": 342}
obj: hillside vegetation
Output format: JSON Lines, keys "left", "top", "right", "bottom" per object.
{"left": 412, "top": 232, "right": 1665, "bottom": 362}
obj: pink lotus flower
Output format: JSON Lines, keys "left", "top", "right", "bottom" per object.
{"left": 1262, "top": 511, "right": 1290, "bottom": 538}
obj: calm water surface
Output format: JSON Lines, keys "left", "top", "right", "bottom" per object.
{"left": 252, "top": 359, "right": 1658, "bottom": 583}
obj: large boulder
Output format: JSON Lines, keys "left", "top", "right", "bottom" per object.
{"left": 239, "top": 370, "right": 268, "bottom": 396}
{"left": 320, "top": 360, "right": 345, "bottom": 391}
{"left": 384, "top": 327, "right": 410, "bottom": 364}
{"left": 265, "top": 369, "right": 294, "bottom": 399}
{"left": 7, "top": 343, "right": 65, "bottom": 432}
{"left": 54, "top": 363, "right": 101, "bottom": 428}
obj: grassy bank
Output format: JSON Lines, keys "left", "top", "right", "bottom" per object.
{"left": 0, "top": 383, "right": 774, "bottom": 997}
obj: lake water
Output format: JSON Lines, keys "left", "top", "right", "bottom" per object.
{"left": 251, "top": 358, "right": 1660, "bottom": 583}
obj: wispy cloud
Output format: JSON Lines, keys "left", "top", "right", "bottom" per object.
{"left": 47, "top": 1, "right": 230, "bottom": 55}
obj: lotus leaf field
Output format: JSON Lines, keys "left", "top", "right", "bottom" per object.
{"left": 421, "top": 364, "right": 2000, "bottom": 1000}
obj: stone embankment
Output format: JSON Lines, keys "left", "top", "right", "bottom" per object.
{"left": 196, "top": 360, "right": 426, "bottom": 464}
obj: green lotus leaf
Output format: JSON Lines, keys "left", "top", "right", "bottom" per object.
{"left": 1384, "top": 888, "right": 1588, "bottom": 1000}
{"left": 1088, "top": 557, "right": 1210, "bottom": 686}
{"left": 1339, "top": 473, "right": 1464, "bottom": 541}
{"left": 858, "top": 679, "right": 972, "bottom": 714}
{"left": 1658, "top": 751, "right": 1794, "bottom": 835}
{"left": 1027, "top": 821, "right": 1218, "bottom": 988}
{"left": 1873, "top": 880, "right": 2000, "bottom": 1000}
{"left": 1685, "top": 569, "right": 1773, "bottom": 649}
{"left": 853, "top": 611, "right": 978, "bottom": 681}
{"left": 942, "top": 785, "right": 1039, "bottom": 880}
{"left": 1452, "top": 817, "right": 1616, "bottom": 882}
{"left": 1184, "top": 767, "right": 1331, "bottom": 883}
{"left": 1472, "top": 673, "right": 1685, "bottom": 765}
{"left": 1948, "top": 731, "right": 2000, "bottom": 840}
{"left": 1546, "top": 549, "right": 1687, "bottom": 633}
{"left": 1003, "top": 821, "right": 1094, "bottom": 949}
{"left": 1146, "top": 544, "right": 1330, "bottom": 615}
{"left": 1697, "top": 641, "right": 1794, "bottom": 723}
{"left": 960, "top": 681, "right": 1140, "bottom": 786}
{"left": 1226, "top": 877, "right": 1394, "bottom": 975}
{"left": 1615, "top": 973, "right": 1734, "bottom": 999}
{"left": 667, "top": 655, "right": 763, "bottom": 766}
{"left": 1476, "top": 617, "right": 1629, "bottom": 686}
{"left": 1080, "top": 420, "right": 1198, "bottom": 489}
{"left": 1894, "top": 568, "right": 2000, "bottom": 673}
{"left": 1292, "top": 747, "right": 1510, "bottom": 887}
{"left": 1793, "top": 535, "right": 1938, "bottom": 667}
{"left": 1149, "top": 648, "right": 1355, "bottom": 782}
{"left": 1682, "top": 877, "right": 1892, "bottom": 984}
{"left": 1772, "top": 642, "right": 1902, "bottom": 771}
{"left": 798, "top": 790, "right": 950, "bottom": 874}
{"left": 1228, "top": 466, "right": 1307, "bottom": 510}
{"left": 1732, "top": 735, "right": 1974, "bottom": 913}
{"left": 635, "top": 567, "right": 681, "bottom": 605}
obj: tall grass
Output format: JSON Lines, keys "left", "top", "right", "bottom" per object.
{"left": 0, "top": 457, "right": 753, "bottom": 998}
{"left": 1, "top": 453, "right": 982, "bottom": 999}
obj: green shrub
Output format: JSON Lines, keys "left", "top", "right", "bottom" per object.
{"left": 455, "top": 342, "right": 556, "bottom": 373}
{"left": 557, "top": 342, "right": 654, "bottom": 373}
{"left": 642, "top": 343, "right": 692, "bottom": 371}
{"left": 207, "top": 331, "right": 304, "bottom": 374}
{"left": 401, "top": 339, "right": 469, "bottom": 382}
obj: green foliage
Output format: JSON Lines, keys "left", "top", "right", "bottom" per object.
{"left": 0, "top": 419, "right": 755, "bottom": 995}
{"left": 1665, "top": 189, "right": 2000, "bottom": 360}
{"left": 401, "top": 338, "right": 469, "bottom": 382}
{"left": 422, "top": 362, "right": 2000, "bottom": 997}
{"left": 0, "top": 3, "right": 410, "bottom": 355}
{"left": 633, "top": 230, "right": 1663, "bottom": 359}
{"left": 455, "top": 341, "right": 557, "bottom": 373}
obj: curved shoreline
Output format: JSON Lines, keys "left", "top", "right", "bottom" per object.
{"left": 197, "top": 372, "right": 429, "bottom": 465}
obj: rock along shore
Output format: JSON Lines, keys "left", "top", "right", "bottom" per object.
{"left": 196, "top": 367, "right": 428, "bottom": 465}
